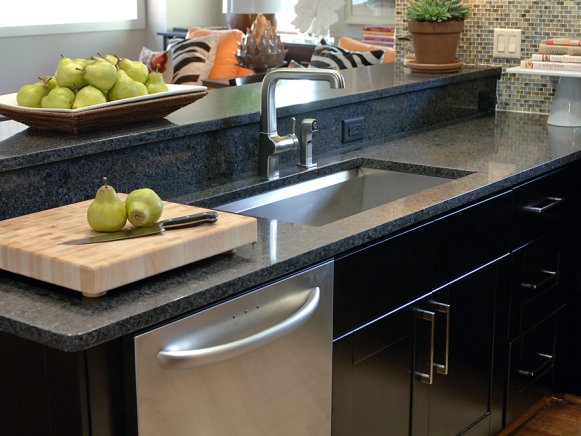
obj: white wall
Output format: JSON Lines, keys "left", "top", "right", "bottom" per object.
{"left": 166, "top": 0, "right": 223, "bottom": 29}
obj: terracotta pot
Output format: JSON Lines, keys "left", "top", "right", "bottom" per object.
{"left": 408, "top": 20, "right": 464, "bottom": 64}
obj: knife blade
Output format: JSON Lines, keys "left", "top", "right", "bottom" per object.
{"left": 62, "top": 211, "right": 219, "bottom": 245}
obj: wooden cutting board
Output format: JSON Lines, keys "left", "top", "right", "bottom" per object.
{"left": 0, "top": 198, "right": 257, "bottom": 297}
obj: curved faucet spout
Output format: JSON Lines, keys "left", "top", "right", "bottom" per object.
{"left": 260, "top": 68, "right": 346, "bottom": 136}
{"left": 258, "top": 68, "right": 346, "bottom": 179}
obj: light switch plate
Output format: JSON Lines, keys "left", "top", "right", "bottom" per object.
{"left": 493, "top": 28, "right": 522, "bottom": 59}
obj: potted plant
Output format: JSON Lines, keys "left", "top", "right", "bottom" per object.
{"left": 406, "top": 0, "right": 470, "bottom": 66}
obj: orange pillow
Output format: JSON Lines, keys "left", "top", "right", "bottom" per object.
{"left": 186, "top": 27, "right": 254, "bottom": 79}
{"left": 338, "top": 36, "right": 395, "bottom": 64}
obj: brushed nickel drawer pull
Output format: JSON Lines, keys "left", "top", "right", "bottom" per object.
{"left": 523, "top": 196, "right": 564, "bottom": 213}
{"left": 517, "top": 353, "right": 554, "bottom": 377}
{"left": 520, "top": 269, "right": 558, "bottom": 290}
{"left": 431, "top": 301, "right": 450, "bottom": 376}
{"left": 414, "top": 309, "right": 435, "bottom": 385}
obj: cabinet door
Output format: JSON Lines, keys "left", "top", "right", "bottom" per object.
{"left": 412, "top": 258, "right": 508, "bottom": 436}
{"left": 332, "top": 309, "right": 413, "bottom": 436}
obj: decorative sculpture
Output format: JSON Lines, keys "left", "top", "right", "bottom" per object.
{"left": 236, "top": 14, "right": 288, "bottom": 73}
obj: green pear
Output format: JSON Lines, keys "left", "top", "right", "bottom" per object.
{"left": 125, "top": 188, "right": 163, "bottom": 227}
{"left": 55, "top": 57, "right": 87, "bottom": 90}
{"left": 83, "top": 58, "right": 117, "bottom": 92}
{"left": 74, "top": 57, "right": 92, "bottom": 68}
{"left": 108, "top": 69, "right": 147, "bottom": 101}
{"left": 39, "top": 76, "right": 58, "bottom": 91}
{"left": 99, "top": 53, "right": 119, "bottom": 65}
{"left": 73, "top": 85, "right": 106, "bottom": 109}
{"left": 41, "top": 87, "right": 75, "bottom": 109}
{"left": 16, "top": 81, "right": 51, "bottom": 108}
{"left": 117, "top": 57, "right": 149, "bottom": 84}
{"left": 145, "top": 71, "right": 168, "bottom": 94}
{"left": 87, "top": 177, "right": 127, "bottom": 232}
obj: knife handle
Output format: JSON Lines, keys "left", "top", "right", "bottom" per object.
{"left": 160, "top": 212, "right": 219, "bottom": 230}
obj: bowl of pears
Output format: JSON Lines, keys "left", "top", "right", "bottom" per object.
{"left": 0, "top": 54, "right": 207, "bottom": 134}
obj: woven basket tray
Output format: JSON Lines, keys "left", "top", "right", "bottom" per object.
{"left": 0, "top": 88, "right": 208, "bottom": 135}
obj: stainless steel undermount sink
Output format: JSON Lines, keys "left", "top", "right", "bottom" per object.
{"left": 218, "top": 165, "right": 462, "bottom": 227}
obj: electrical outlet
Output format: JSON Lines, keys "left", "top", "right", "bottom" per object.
{"left": 342, "top": 117, "right": 364, "bottom": 143}
{"left": 493, "top": 28, "right": 522, "bottom": 59}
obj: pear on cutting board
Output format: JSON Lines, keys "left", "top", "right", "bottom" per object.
{"left": 87, "top": 177, "right": 127, "bottom": 232}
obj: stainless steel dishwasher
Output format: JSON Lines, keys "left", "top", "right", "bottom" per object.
{"left": 133, "top": 260, "right": 333, "bottom": 436}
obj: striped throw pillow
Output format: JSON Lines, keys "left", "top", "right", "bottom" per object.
{"left": 309, "top": 44, "right": 384, "bottom": 70}
{"left": 169, "top": 35, "right": 218, "bottom": 85}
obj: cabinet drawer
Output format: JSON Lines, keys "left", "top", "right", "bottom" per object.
{"left": 334, "top": 191, "right": 511, "bottom": 338}
{"left": 509, "top": 227, "right": 567, "bottom": 339}
{"left": 512, "top": 168, "right": 572, "bottom": 248}
{"left": 506, "top": 313, "right": 559, "bottom": 427}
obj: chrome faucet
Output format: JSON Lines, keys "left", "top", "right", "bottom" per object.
{"left": 259, "top": 68, "right": 346, "bottom": 180}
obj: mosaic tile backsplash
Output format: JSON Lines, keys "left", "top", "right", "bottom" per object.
{"left": 394, "top": 0, "right": 581, "bottom": 114}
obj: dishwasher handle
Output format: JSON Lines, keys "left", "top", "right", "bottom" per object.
{"left": 157, "top": 286, "right": 321, "bottom": 370}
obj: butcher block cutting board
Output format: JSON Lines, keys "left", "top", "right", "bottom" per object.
{"left": 0, "top": 198, "right": 257, "bottom": 297}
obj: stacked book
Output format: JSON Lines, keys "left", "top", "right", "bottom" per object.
{"left": 520, "top": 38, "right": 581, "bottom": 72}
{"left": 361, "top": 26, "right": 395, "bottom": 47}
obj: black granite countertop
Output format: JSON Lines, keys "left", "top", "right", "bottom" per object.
{"left": 0, "top": 64, "right": 497, "bottom": 173}
{"left": 2, "top": 65, "right": 578, "bottom": 353}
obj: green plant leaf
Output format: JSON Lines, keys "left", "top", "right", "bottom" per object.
{"left": 406, "top": 0, "right": 470, "bottom": 22}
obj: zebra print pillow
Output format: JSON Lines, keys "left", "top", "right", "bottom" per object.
{"left": 309, "top": 44, "right": 384, "bottom": 70}
{"left": 169, "top": 35, "right": 218, "bottom": 85}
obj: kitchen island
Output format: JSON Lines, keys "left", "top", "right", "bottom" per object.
{"left": 0, "top": 62, "right": 504, "bottom": 351}
{"left": 1, "top": 62, "right": 580, "bottom": 435}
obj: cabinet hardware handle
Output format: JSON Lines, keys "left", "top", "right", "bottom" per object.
{"left": 156, "top": 286, "right": 320, "bottom": 369}
{"left": 520, "top": 269, "right": 558, "bottom": 290}
{"left": 414, "top": 309, "right": 435, "bottom": 385}
{"left": 431, "top": 302, "right": 450, "bottom": 376}
{"left": 523, "top": 196, "right": 564, "bottom": 214}
{"left": 517, "top": 352, "right": 554, "bottom": 377}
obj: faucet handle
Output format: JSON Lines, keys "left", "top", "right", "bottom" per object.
{"left": 298, "top": 117, "right": 319, "bottom": 170}
{"left": 289, "top": 117, "right": 299, "bottom": 150}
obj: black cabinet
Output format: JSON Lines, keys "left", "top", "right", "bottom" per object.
{"left": 333, "top": 192, "right": 512, "bottom": 340}
{"left": 558, "top": 160, "right": 581, "bottom": 395}
{"left": 332, "top": 192, "right": 512, "bottom": 436}
{"left": 332, "top": 308, "right": 413, "bottom": 436}
{"left": 505, "top": 313, "right": 559, "bottom": 425}
{"left": 333, "top": 256, "right": 509, "bottom": 436}
{"left": 502, "top": 167, "right": 573, "bottom": 428}
{"left": 0, "top": 333, "right": 126, "bottom": 436}
{"left": 502, "top": 228, "right": 568, "bottom": 428}
{"left": 332, "top": 164, "right": 577, "bottom": 436}
{"left": 412, "top": 260, "right": 509, "bottom": 436}
{"left": 508, "top": 227, "right": 566, "bottom": 340}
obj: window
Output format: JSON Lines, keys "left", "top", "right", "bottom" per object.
{"left": 0, "top": 0, "right": 145, "bottom": 37}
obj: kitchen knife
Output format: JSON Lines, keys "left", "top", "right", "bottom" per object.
{"left": 62, "top": 211, "right": 219, "bottom": 245}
